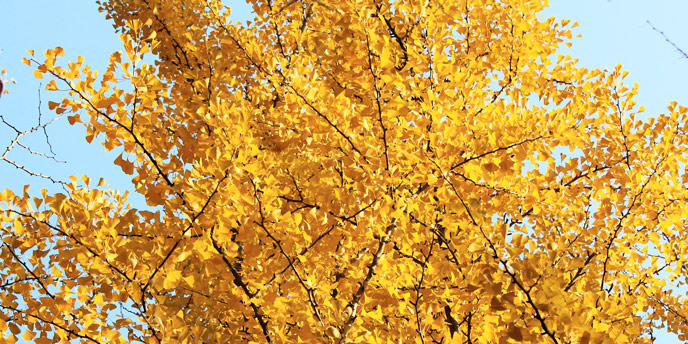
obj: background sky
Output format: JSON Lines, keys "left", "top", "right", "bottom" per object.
{"left": 1, "top": 0, "right": 687, "bottom": 342}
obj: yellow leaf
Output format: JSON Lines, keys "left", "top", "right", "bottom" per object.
{"left": 482, "top": 162, "right": 500, "bottom": 172}
{"left": 163, "top": 270, "right": 182, "bottom": 289}
{"left": 23, "top": 330, "right": 35, "bottom": 341}
{"left": 507, "top": 325, "right": 522, "bottom": 341}
{"left": 325, "top": 326, "right": 341, "bottom": 339}
{"left": 580, "top": 331, "right": 591, "bottom": 344}
{"left": 45, "top": 80, "right": 58, "bottom": 90}
{"left": 176, "top": 249, "right": 191, "bottom": 263}
{"left": 9, "top": 323, "right": 19, "bottom": 335}
{"left": 490, "top": 297, "right": 506, "bottom": 311}
{"left": 114, "top": 153, "right": 135, "bottom": 175}
{"left": 68, "top": 114, "right": 81, "bottom": 124}
{"left": 93, "top": 293, "right": 104, "bottom": 306}
{"left": 183, "top": 275, "right": 195, "bottom": 288}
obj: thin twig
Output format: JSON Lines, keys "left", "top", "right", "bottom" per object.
{"left": 647, "top": 21, "right": 688, "bottom": 59}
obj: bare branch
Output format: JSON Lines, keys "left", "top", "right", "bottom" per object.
{"left": 647, "top": 21, "right": 688, "bottom": 59}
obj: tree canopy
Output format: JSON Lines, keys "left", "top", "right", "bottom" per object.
{"left": 2, "top": 0, "right": 688, "bottom": 343}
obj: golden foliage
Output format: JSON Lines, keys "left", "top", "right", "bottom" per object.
{"left": 2, "top": 0, "right": 688, "bottom": 343}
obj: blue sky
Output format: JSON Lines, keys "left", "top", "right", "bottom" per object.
{"left": 543, "top": 0, "right": 688, "bottom": 121}
{"left": 1, "top": 0, "right": 687, "bottom": 342}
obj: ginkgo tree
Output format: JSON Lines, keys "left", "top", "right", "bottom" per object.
{"left": 2, "top": 0, "right": 688, "bottom": 343}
